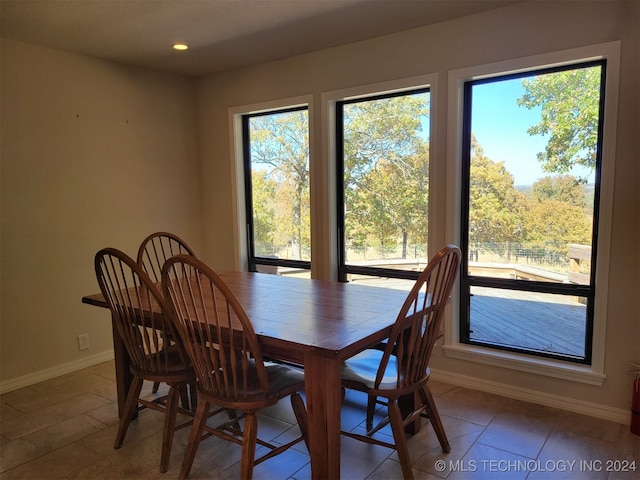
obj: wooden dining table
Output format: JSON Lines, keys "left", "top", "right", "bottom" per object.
{"left": 83, "top": 270, "right": 411, "bottom": 479}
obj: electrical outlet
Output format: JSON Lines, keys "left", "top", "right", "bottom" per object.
{"left": 77, "top": 333, "right": 90, "bottom": 351}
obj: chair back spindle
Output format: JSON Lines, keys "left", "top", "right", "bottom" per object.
{"left": 137, "top": 232, "right": 196, "bottom": 283}
{"left": 95, "top": 248, "right": 189, "bottom": 378}
{"left": 162, "top": 255, "right": 270, "bottom": 405}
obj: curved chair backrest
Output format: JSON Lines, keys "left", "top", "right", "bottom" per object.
{"left": 137, "top": 232, "right": 196, "bottom": 283}
{"left": 375, "top": 245, "right": 461, "bottom": 391}
{"left": 95, "top": 247, "right": 189, "bottom": 377}
{"left": 162, "top": 255, "right": 270, "bottom": 405}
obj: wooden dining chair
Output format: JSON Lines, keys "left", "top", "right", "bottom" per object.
{"left": 137, "top": 232, "right": 197, "bottom": 397}
{"left": 137, "top": 231, "right": 197, "bottom": 283}
{"left": 94, "top": 248, "right": 195, "bottom": 473}
{"left": 161, "top": 255, "right": 308, "bottom": 480}
{"left": 341, "top": 244, "right": 461, "bottom": 480}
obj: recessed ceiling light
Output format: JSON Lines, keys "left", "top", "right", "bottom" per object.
{"left": 172, "top": 43, "right": 188, "bottom": 51}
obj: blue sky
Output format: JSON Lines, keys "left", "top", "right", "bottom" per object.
{"left": 471, "top": 78, "right": 595, "bottom": 186}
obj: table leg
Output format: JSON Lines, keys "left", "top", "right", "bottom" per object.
{"left": 111, "top": 313, "right": 133, "bottom": 418}
{"left": 304, "top": 353, "right": 341, "bottom": 480}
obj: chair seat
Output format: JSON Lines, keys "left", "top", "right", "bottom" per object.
{"left": 200, "top": 360, "right": 305, "bottom": 406}
{"left": 264, "top": 362, "right": 306, "bottom": 399}
{"left": 342, "top": 349, "right": 431, "bottom": 392}
{"left": 132, "top": 348, "right": 193, "bottom": 379}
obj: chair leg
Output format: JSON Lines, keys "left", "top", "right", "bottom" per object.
{"left": 189, "top": 382, "right": 198, "bottom": 412}
{"left": 227, "top": 408, "right": 240, "bottom": 430}
{"left": 179, "top": 400, "right": 210, "bottom": 480}
{"left": 291, "top": 392, "right": 309, "bottom": 450}
{"left": 420, "top": 385, "right": 450, "bottom": 453}
{"left": 114, "top": 376, "right": 144, "bottom": 449}
{"left": 388, "top": 399, "right": 414, "bottom": 480}
{"left": 178, "top": 383, "right": 190, "bottom": 411}
{"left": 366, "top": 394, "right": 377, "bottom": 431}
{"left": 241, "top": 412, "right": 258, "bottom": 480}
{"left": 160, "top": 386, "right": 180, "bottom": 473}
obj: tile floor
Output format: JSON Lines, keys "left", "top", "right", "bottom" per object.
{"left": 1, "top": 360, "right": 638, "bottom": 479}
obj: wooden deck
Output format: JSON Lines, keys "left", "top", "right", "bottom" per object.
{"left": 349, "top": 277, "right": 587, "bottom": 358}
{"left": 469, "top": 287, "right": 586, "bottom": 358}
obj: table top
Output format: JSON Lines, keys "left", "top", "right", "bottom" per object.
{"left": 83, "top": 270, "right": 408, "bottom": 361}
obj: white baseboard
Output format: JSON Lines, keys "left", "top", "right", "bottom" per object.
{"left": 0, "top": 350, "right": 115, "bottom": 394}
{"left": 430, "top": 368, "right": 631, "bottom": 425}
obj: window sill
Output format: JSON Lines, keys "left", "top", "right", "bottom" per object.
{"left": 443, "top": 343, "right": 605, "bottom": 386}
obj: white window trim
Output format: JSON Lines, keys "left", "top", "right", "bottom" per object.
{"left": 444, "top": 42, "right": 621, "bottom": 386}
{"left": 228, "top": 95, "right": 314, "bottom": 273}
{"left": 320, "top": 74, "right": 439, "bottom": 280}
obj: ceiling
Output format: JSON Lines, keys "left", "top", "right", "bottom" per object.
{"left": 0, "top": 0, "right": 518, "bottom": 76}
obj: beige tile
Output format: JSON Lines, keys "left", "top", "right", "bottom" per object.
{"left": 86, "top": 399, "right": 120, "bottom": 426}
{"left": 436, "top": 388, "right": 509, "bottom": 427}
{"left": 253, "top": 446, "right": 310, "bottom": 479}
{"left": 607, "top": 432, "right": 640, "bottom": 480}
{"left": 26, "top": 373, "right": 113, "bottom": 403}
{"left": 370, "top": 458, "right": 445, "bottom": 480}
{"left": 50, "top": 391, "right": 113, "bottom": 418}
{"left": 0, "top": 392, "right": 111, "bottom": 440}
{"left": 549, "top": 409, "right": 627, "bottom": 444}
{"left": 88, "top": 380, "right": 117, "bottom": 403}
{"left": 22, "top": 414, "right": 106, "bottom": 453}
{"left": 0, "top": 407, "right": 66, "bottom": 441}
{"left": 175, "top": 433, "right": 244, "bottom": 478}
{"left": 0, "top": 437, "right": 39, "bottom": 473}
{"left": 80, "top": 410, "right": 167, "bottom": 455}
{"left": 0, "top": 402, "right": 25, "bottom": 423}
{"left": 0, "top": 388, "right": 38, "bottom": 414}
{"left": 448, "top": 442, "right": 530, "bottom": 480}
{"left": 429, "top": 379, "right": 460, "bottom": 397}
{"left": 412, "top": 429, "right": 482, "bottom": 477}
{"left": 612, "top": 426, "right": 640, "bottom": 463}
{"left": 291, "top": 435, "right": 394, "bottom": 480}
{"left": 90, "top": 361, "right": 117, "bottom": 381}
{"left": 476, "top": 410, "right": 553, "bottom": 458}
{"left": 67, "top": 429, "right": 168, "bottom": 479}
{"left": 528, "top": 430, "right": 616, "bottom": 480}
{"left": 3, "top": 361, "right": 637, "bottom": 480}
{"left": 0, "top": 443, "right": 101, "bottom": 479}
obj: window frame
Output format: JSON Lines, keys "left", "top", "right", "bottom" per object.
{"left": 242, "top": 105, "right": 311, "bottom": 273}
{"left": 445, "top": 42, "right": 620, "bottom": 385}
{"left": 335, "top": 87, "right": 432, "bottom": 283}
{"left": 459, "top": 60, "right": 606, "bottom": 365}
{"left": 229, "top": 95, "right": 314, "bottom": 274}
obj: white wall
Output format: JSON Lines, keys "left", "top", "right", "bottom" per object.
{"left": 0, "top": 39, "right": 202, "bottom": 389}
{"left": 195, "top": 1, "right": 639, "bottom": 415}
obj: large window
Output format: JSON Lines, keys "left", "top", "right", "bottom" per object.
{"left": 336, "top": 89, "right": 430, "bottom": 287}
{"left": 459, "top": 60, "right": 607, "bottom": 365}
{"left": 242, "top": 106, "right": 311, "bottom": 276}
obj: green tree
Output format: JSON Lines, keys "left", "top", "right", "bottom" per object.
{"left": 521, "top": 199, "right": 592, "bottom": 258}
{"left": 251, "top": 172, "right": 277, "bottom": 256}
{"left": 468, "top": 137, "right": 524, "bottom": 253}
{"left": 249, "top": 111, "right": 310, "bottom": 260}
{"left": 530, "top": 174, "right": 586, "bottom": 208}
{"left": 343, "top": 93, "right": 429, "bottom": 258}
{"left": 517, "top": 66, "right": 602, "bottom": 178}
{"left": 350, "top": 144, "right": 429, "bottom": 258}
